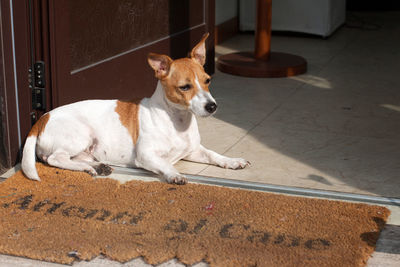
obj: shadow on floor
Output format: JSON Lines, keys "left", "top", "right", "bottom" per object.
{"left": 209, "top": 12, "right": 400, "bottom": 198}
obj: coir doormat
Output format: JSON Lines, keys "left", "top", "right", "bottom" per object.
{"left": 0, "top": 164, "right": 390, "bottom": 266}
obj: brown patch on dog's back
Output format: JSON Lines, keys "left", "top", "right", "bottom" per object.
{"left": 28, "top": 113, "right": 50, "bottom": 137}
{"left": 115, "top": 99, "right": 141, "bottom": 145}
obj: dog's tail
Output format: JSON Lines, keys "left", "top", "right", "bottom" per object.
{"left": 21, "top": 134, "right": 40, "bottom": 181}
{"left": 21, "top": 113, "right": 50, "bottom": 181}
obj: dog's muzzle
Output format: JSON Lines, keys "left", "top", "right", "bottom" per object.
{"left": 205, "top": 102, "right": 217, "bottom": 114}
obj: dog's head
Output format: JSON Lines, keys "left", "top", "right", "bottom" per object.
{"left": 147, "top": 33, "right": 217, "bottom": 117}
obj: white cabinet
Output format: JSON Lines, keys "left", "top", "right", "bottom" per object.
{"left": 240, "top": 0, "right": 346, "bottom": 37}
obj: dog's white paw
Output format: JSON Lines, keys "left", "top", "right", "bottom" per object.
{"left": 166, "top": 174, "right": 188, "bottom": 185}
{"left": 221, "top": 158, "right": 250, "bottom": 170}
{"left": 84, "top": 167, "right": 98, "bottom": 176}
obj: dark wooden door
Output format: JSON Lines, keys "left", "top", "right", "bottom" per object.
{"left": 1, "top": 0, "right": 215, "bottom": 167}
{"left": 46, "top": 0, "right": 215, "bottom": 107}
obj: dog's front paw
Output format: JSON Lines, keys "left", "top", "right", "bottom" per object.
{"left": 93, "top": 163, "right": 113, "bottom": 176}
{"left": 221, "top": 158, "right": 250, "bottom": 170}
{"left": 166, "top": 174, "right": 188, "bottom": 185}
{"left": 84, "top": 167, "right": 98, "bottom": 176}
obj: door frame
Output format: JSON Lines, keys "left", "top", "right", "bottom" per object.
{"left": 0, "top": 0, "right": 32, "bottom": 168}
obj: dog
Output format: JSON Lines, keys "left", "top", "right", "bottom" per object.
{"left": 21, "top": 33, "right": 249, "bottom": 184}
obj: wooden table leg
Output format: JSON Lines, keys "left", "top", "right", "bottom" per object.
{"left": 255, "top": 0, "right": 271, "bottom": 60}
{"left": 217, "top": 0, "right": 307, "bottom": 78}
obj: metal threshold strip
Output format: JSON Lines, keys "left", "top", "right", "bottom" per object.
{"left": 113, "top": 166, "right": 400, "bottom": 207}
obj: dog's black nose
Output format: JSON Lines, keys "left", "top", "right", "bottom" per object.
{"left": 205, "top": 102, "right": 217, "bottom": 113}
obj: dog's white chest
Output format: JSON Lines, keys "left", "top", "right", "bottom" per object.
{"left": 137, "top": 98, "right": 201, "bottom": 164}
{"left": 163, "top": 129, "right": 198, "bottom": 163}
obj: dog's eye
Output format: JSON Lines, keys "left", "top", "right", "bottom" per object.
{"left": 179, "top": 84, "right": 192, "bottom": 91}
{"left": 205, "top": 78, "right": 211, "bottom": 84}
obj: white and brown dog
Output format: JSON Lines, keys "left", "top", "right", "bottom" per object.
{"left": 21, "top": 33, "right": 249, "bottom": 185}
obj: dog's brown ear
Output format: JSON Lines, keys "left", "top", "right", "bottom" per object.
{"left": 147, "top": 53, "right": 173, "bottom": 79}
{"left": 190, "top": 32, "right": 209, "bottom": 66}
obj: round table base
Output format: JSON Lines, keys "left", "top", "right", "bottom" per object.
{"left": 217, "top": 51, "right": 307, "bottom": 78}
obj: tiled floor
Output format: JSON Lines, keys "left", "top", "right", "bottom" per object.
{"left": 1, "top": 11, "right": 399, "bottom": 267}
{"left": 176, "top": 11, "right": 400, "bottom": 199}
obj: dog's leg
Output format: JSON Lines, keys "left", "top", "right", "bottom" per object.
{"left": 47, "top": 150, "right": 98, "bottom": 175}
{"left": 72, "top": 152, "right": 113, "bottom": 176}
{"left": 185, "top": 145, "right": 250, "bottom": 169}
{"left": 135, "top": 153, "right": 187, "bottom": 185}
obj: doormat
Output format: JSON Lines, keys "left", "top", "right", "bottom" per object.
{"left": 0, "top": 164, "right": 390, "bottom": 266}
